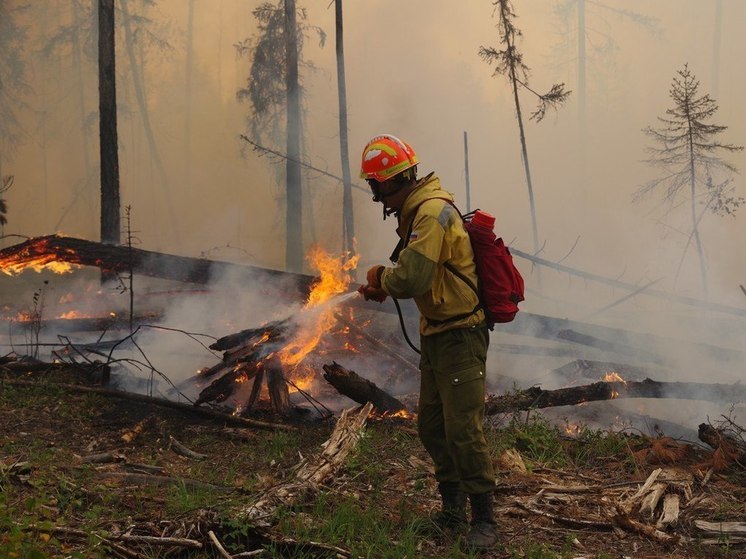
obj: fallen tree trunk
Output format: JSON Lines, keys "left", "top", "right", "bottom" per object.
{"left": 238, "top": 402, "right": 374, "bottom": 526}
{"left": 0, "top": 235, "right": 314, "bottom": 294}
{"left": 2, "top": 378, "right": 295, "bottom": 431}
{"left": 485, "top": 378, "right": 746, "bottom": 415}
{"left": 322, "top": 362, "right": 406, "bottom": 414}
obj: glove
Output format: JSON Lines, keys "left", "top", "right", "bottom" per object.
{"left": 357, "top": 284, "right": 388, "bottom": 303}
{"left": 366, "top": 265, "right": 385, "bottom": 289}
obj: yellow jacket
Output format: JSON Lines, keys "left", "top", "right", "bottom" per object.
{"left": 380, "top": 174, "right": 485, "bottom": 336}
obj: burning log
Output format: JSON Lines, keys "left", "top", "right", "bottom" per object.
{"left": 322, "top": 361, "right": 406, "bottom": 414}
{"left": 485, "top": 378, "right": 746, "bottom": 415}
{"left": 0, "top": 234, "right": 315, "bottom": 293}
{"left": 698, "top": 422, "right": 746, "bottom": 470}
{"left": 195, "top": 325, "right": 293, "bottom": 413}
{"left": 209, "top": 319, "right": 290, "bottom": 352}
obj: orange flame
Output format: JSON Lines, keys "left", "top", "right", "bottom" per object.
{"left": 277, "top": 246, "right": 359, "bottom": 380}
{"left": 0, "top": 238, "right": 81, "bottom": 275}
{"left": 603, "top": 371, "right": 625, "bottom": 383}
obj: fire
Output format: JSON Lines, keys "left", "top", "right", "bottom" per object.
{"left": 0, "top": 238, "right": 80, "bottom": 275}
{"left": 603, "top": 371, "right": 626, "bottom": 384}
{"left": 277, "top": 245, "right": 359, "bottom": 372}
{"left": 603, "top": 372, "right": 625, "bottom": 399}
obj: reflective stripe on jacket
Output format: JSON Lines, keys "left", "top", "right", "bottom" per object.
{"left": 380, "top": 174, "right": 484, "bottom": 336}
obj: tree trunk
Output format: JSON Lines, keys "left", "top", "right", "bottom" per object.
{"left": 498, "top": 0, "right": 539, "bottom": 260}
{"left": 184, "top": 0, "right": 195, "bottom": 192}
{"left": 335, "top": 0, "right": 355, "bottom": 258}
{"left": 485, "top": 378, "right": 746, "bottom": 415}
{"left": 284, "top": 0, "right": 303, "bottom": 272}
{"left": 0, "top": 235, "right": 316, "bottom": 292}
{"left": 98, "top": 0, "right": 120, "bottom": 246}
{"left": 119, "top": 0, "right": 178, "bottom": 242}
{"left": 322, "top": 362, "right": 406, "bottom": 414}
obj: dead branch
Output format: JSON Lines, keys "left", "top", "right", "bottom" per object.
{"left": 485, "top": 378, "right": 746, "bottom": 415}
{"left": 238, "top": 402, "right": 374, "bottom": 526}
{"left": 513, "top": 499, "right": 613, "bottom": 530}
{"left": 333, "top": 313, "right": 418, "bottom": 374}
{"left": 169, "top": 435, "right": 208, "bottom": 460}
{"left": 322, "top": 362, "right": 406, "bottom": 414}
{"left": 2, "top": 379, "right": 296, "bottom": 431}
{"left": 208, "top": 530, "right": 234, "bottom": 559}
{"left": 694, "top": 520, "right": 746, "bottom": 538}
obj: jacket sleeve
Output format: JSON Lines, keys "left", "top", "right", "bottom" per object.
{"left": 380, "top": 213, "right": 443, "bottom": 298}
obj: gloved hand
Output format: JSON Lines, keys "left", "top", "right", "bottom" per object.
{"left": 357, "top": 284, "right": 388, "bottom": 303}
{"left": 366, "top": 265, "right": 385, "bottom": 289}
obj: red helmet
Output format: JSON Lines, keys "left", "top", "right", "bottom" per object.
{"left": 360, "top": 134, "right": 419, "bottom": 182}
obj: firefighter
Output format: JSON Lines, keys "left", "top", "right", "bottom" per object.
{"left": 358, "top": 134, "right": 498, "bottom": 550}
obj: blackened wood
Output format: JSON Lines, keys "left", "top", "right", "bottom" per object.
{"left": 322, "top": 361, "right": 405, "bottom": 414}
{"left": 698, "top": 423, "right": 746, "bottom": 465}
{"left": 98, "top": 0, "right": 120, "bottom": 246}
{"left": 0, "top": 235, "right": 315, "bottom": 297}
{"left": 210, "top": 319, "right": 290, "bottom": 351}
{"left": 266, "top": 356, "right": 290, "bottom": 414}
{"left": 194, "top": 361, "right": 261, "bottom": 405}
{"left": 485, "top": 378, "right": 746, "bottom": 415}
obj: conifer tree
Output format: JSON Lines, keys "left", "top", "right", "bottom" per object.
{"left": 636, "top": 64, "right": 743, "bottom": 292}
{"left": 479, "top": 0, "right": 570, "bottom": 257}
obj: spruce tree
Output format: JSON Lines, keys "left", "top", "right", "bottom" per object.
{"left": 636, "top": 64, "right": 743, "bottom": 292}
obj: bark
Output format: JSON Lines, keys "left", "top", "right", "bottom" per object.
{"left": 485, "top": 378, "right": 746, "bottom": 415}
{"left": 0, "top": 235, "right": 315, "bottom": 293}
{"left": 98, "top": 0, "right": 121, "bottom": 246}
{"left": 335, "top": 0, "right": 354, "bottom": 256}
{"left": 322, "top": 361, "right": 406, "bottom": 414}
{"left": 284, "top": 0, "right": 302, "bottom": 272}
{"left": 210, "top": 320, "right": 290, "bottom": 352}
{"left": 237, "top": 402, "right": 373, "bottom": 526}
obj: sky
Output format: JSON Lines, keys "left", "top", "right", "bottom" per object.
{"left": 1, "top": 0, "right": 745, "bottom": 356}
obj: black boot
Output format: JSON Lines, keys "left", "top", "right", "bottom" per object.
{"left": 430, "top": 481, "right": 468, "bottom": 531}
{"left": 464, "top": 492, "right": 498, "bottom": 550}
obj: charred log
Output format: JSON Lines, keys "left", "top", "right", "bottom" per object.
{"left": 209, "top": 319, "right": 290, "bottom": 351}
{"left": 266, "top": 357, "right": 290, "bottom": 414}
{"left": 194, "top": 361, "right": 262, "bottom": 406}
{"left": 0, "top": 235, "right": 314, "bottom": 294}
{"left": 485, "top": 378, "right": 746, "bottom": 415}
{"left": 322, "top": 361, "right": 406, "bottom": 414}
{"left": 698, "top": 423, "right": 746, "bottom": 470}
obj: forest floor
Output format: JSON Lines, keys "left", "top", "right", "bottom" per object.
{"left": 1, "top": 367, "right": 745, "bottom": 559}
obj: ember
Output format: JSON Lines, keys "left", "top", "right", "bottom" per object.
{"left": 194, "top": 246, "right": 362, "bottom": 414}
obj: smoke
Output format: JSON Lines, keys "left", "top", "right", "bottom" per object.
{"left": 1, "top": 0, "right": 744, "bottom": 431}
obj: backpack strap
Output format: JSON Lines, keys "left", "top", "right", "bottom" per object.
{"left": 390, "top": 197, "right": 483, "bottom": 326}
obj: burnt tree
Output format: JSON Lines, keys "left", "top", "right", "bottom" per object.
{"left": 98, "top": 0, "right": 120, "bottom": 246}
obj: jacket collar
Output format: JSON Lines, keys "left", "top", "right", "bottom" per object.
{"left": 399, "top": 173, "right": 454, "bottom": 223}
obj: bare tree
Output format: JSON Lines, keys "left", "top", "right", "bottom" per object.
{"left": 0, "top": 176, "right": 12, "bottom": 234}
{"left": 479, "top": 0, "right": 571, "bottom": 256}
{"left": 0, "top": 3, "right": 30, "bottom": 183}
{"left": 635, "top": 64, "right": 743, "bottom": 292}
{"left": 551, "top": 0, "right": 659, "bottom": 185}
{"left": 98, "top": 0, "right": 121, "bottom": 246}
{"left": 236, "top": 1, "right": 325, "bottom": 272}
{"left": 335, "top": 0, "right": 354, "bottom": 259}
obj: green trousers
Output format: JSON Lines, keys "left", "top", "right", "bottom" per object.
{"left": 418, "top": 324, "right": 495, "bottom": 495}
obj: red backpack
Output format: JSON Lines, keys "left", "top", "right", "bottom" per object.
{"left": 398, "top": 199, "right": 525, "bottom": 327}
{"left": 463, "top": 209, "right": 525, "bottom": 324}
